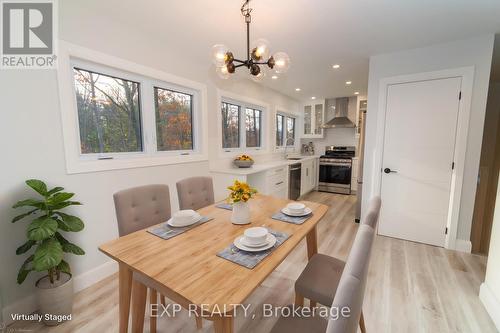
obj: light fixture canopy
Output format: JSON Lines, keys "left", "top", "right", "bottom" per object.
{"left": 346, "top": 81, "right": 352, "bottom": 85}
{"left": 295, "top": 88, "right": 301, "bottom": 92}
{"left": 212, "top": 0, "right": 290, "bottom": 79}
{"left": 332, "top": 64, "right": 340, "bottom": 69}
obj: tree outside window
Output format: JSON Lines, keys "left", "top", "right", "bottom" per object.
{"left": 73, "top": 68, "right": 142, "bottom": 154}
{"left": 154, "top": 87, "right": 193, "bottom": 151}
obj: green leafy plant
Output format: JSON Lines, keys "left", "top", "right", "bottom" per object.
{"left": 12, "top": 179, "right": 85, "bottom": 285}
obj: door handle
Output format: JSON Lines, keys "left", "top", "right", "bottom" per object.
{"left": 384, "top": 168, "right": 397, "bottom": 174}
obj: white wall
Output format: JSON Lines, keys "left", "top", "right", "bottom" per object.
{"left": 362, "top": 35, "right": 495, "bottom": 245}
{"left": 0, "top": 3, "right": 299, "bottom": 319}
{"left": 480, "top": 177, "right": 500, "bottom": 330}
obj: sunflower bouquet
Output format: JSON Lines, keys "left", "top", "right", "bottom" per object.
{"left": 227, "top": 180, "right": 257, "bottom": 203}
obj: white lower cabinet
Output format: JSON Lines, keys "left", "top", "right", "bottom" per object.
{"left": 300, "top": 158, "right": 318, "bottom": 196}
{"left": 248, "top": 166, "right": 288, "bottom": 199}
{"left": 351, "top": 157, "right": 359, "bottom": 193}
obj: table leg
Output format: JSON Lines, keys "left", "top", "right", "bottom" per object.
{"left": 212, "top": 315, "right": 234, "bottom": 333}
{"left": 119, "top": 263, "right": 133, "bottom": 333}
{"left": 306, "top": 226, "right": 318, "bottom": 260}
{"left": 131, "top": 279, "right": 147, "bottom": 333}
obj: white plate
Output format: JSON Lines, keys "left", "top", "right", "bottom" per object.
{"left": 234, "top": 234, "right": 276, "bottom": 252}
{"left": 167, "top": 214, "right": 202, "bottom": 227}
{"left": 281, "top": 207, "right": 312, "bottom": 217}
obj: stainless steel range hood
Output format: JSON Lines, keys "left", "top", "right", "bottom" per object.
{"left": 322, "top": 97, "right": 356, "bottom": 128}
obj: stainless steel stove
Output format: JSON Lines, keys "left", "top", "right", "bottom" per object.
{"left": 318, "top": 146, "right": 356, "bottom": 194}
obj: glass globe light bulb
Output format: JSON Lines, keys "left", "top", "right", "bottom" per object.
{"left": 212, "top": 44, "right": 229, "bottom": 66}
{"left": 252, "top": 38, "right": 271, "bottom": 60}
{"left": 216, "top": 65, "right": 230, "bottom": 79}
{"left": 272, "top": 52, "right": 290, "bottom": 73}
{"left": 251, "top": 71, "right": 265, "bottom": 83}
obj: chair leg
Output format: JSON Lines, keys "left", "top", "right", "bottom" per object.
{"left": 150, "top": 289, "right": 157, "bottom": 333}
{"left": 294, "top": 293, "right": 304, "bottom": 306}
{"left": 359, "top": 310, "right": 366, "bottom": 333}
{"left": 310, "top": 300, "right": 317, "bottom": 308}
{"left": 195, "top": 315, "right": 203, "bottom": 329}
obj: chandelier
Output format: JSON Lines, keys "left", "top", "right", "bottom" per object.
{"left": 212, "top": 0, "right": 290, "bottom": 80}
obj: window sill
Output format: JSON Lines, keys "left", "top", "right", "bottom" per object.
{"left": 66, "top": 153, "right": 208, "bottom": 174}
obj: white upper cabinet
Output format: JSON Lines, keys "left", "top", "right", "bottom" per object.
{"left": 302, "top": 100, "right": 325, "bottom": 138}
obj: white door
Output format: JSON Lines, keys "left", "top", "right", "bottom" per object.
{"left": 378, "top": 77, "right": 462, "bottom": 247}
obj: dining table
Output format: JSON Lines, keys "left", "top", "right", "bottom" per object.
{"left": 99, "top": 194, "right": 328, "bottom": 333}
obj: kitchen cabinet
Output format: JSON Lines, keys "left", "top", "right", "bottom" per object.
{"left": 351, "top": 157, "right": 359, "bottom": 193}
{"left": 300, "top": 158, "right": 318, "bottom": 196}
{"left": 302, "top": 100, "right": 325, "bottom": 138}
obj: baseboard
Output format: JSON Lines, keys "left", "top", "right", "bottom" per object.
{"left": 73, "top": 260, "right": 118, "bottom": 292}
{"left": 454, "top": 239, "right": 472, "bottom": 253}
{"left": 2, "top": 260, "right": 118, "bottom": 326}
{"left": 479, "top": 282, "right": 500, "bottom": 331}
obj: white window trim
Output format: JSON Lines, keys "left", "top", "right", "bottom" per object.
{"left": 216, "top": 89, "right": 270, "bottom": 158}
{"left": 57, "top": 41, "right": 208, "bottom": 174}
{"left": 274, "top": 107, "right": 299, "bottom": 152}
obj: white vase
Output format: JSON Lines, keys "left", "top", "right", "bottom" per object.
{"left": 231, "top": 201, "right": 251, "bottom": 224}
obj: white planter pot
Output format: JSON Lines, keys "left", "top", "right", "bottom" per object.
{"left": 231, "top": 201, "right": 251, "bottom": 224}
{"left": 36, "top": 272, "right": 73, "bottom": 326}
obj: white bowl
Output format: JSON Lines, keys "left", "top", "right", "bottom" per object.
{"left": 172, "top": 210, "right": 198, "bottom": 224}
{"left": 287, "top": 202, "right": 306, "bottom": 214}
{"left": 243, "top": 227, "right": 269, "bottom": 246}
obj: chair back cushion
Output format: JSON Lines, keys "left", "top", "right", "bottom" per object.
{"left": 326, "top": 224, "right": 375, "bottom": 333}
{"left": 362, "top": 196, "right": 381, "bottom": 229}
{"left": 176, "top": 177, "right": 215, "bottom": 211}
{"left": 113, "top": 184, "right": 171, "bottom": 236}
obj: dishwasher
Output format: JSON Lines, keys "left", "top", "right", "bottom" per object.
{"left": 288, "top": 163, "right": 302, "bottom": 200}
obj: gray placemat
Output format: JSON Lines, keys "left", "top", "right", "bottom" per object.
{"left": 216, "top": 229, "right": 290, "bottom": 269}
{"left": 216, "top": 202, "right": 233, "bottom": 210}
{"left": 147, "top": 216, "right": 213, "bottom": 240}
{"left": 271, "top": 211, "right": 313, "bottom": 225}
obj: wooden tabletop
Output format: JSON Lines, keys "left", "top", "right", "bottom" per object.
{"left": 99, "top": 194, "right": 328, "bottom": 315}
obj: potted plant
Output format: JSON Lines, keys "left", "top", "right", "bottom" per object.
{"left": 12, "top": 179, "right": 85, "bottom": 326}
{"left": 227, "top": 180, "right": 257, "bottom": 224}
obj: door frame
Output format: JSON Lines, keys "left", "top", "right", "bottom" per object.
{"left": 373, "top": 67, "right": 475, "bottom": 250}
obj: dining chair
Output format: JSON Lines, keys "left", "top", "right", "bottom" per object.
{"left": 292, "top": 196, "right": 381, "bottom": 331}
{"left": 113, "top": 184, "right": 202, "bottom": 331}
{"left": 271, "top": 223, "right": 376, "bottom": 333}
{"left": 176, "top": 176, "right": 215, "bottom": 210}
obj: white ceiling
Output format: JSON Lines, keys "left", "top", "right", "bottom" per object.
{"left": 64, "top": 0, "right": 500, "bottom": 101}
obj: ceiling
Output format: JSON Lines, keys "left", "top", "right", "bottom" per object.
{"left": 63, "top": 0, "right": 500, "bottom": 101}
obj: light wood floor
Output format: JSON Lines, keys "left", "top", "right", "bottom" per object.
{"left": 9, "top": 192, "right": 497, "bottom": 333}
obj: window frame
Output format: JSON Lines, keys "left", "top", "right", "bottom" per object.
{"left": 218, "top": 92, "right": 269, "bottom": 155}
{"left": 151, "top": 80, "right": 201, "bottom": 156}
{"left": 57, "top": 41, "right": 208, "bottom": 174}
{"left": 275, "top": 111, "right": 297, "bottom": 150}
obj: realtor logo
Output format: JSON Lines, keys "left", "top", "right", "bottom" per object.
{"left": 1, "top": 0, "right": 57, "bottom": 69}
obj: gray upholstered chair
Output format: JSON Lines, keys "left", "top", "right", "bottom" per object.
{"left": 176, "top": 176, "right": 215, "bottom": 211}
{"left": 271, "top": 224, "right": 377, "bottom": 333}
{"left": 114, "top": 184, "right": 172, "bottom": 237}
{"left": 113, "top": 184, "right": 202, "bottom": 331}
{"left": 280, "top": 197, "right": 381, "bottom": 333}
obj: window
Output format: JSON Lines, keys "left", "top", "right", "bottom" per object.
{"left": 221, "top": 102, "right": 240, "bottom": 148}
{"left": 276, "top": 113, "right": 296, "bottom": 148}
{"left": 62, "top": 54, "right": 207, "bottom": 173}
{"left": 245, "top": 108, "right": 262, "bottom": 148}
{"left": 154, "top": 87, "right": 193, "bottom": 151}
{"left": 286, "top": 117, "right": 296, "bottom": 146}
{"left": 221, "top": 98, "right": 265, "bottom": 150}
{"left": 73, "top": 68, "right": 143, "bottom": 154}
{"left": 276, "top": 114, "right": 284, "bottom": 146}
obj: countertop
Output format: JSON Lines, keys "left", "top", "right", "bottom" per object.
{"left": 210, "top": 155, "right": 321, "bottom": 176}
